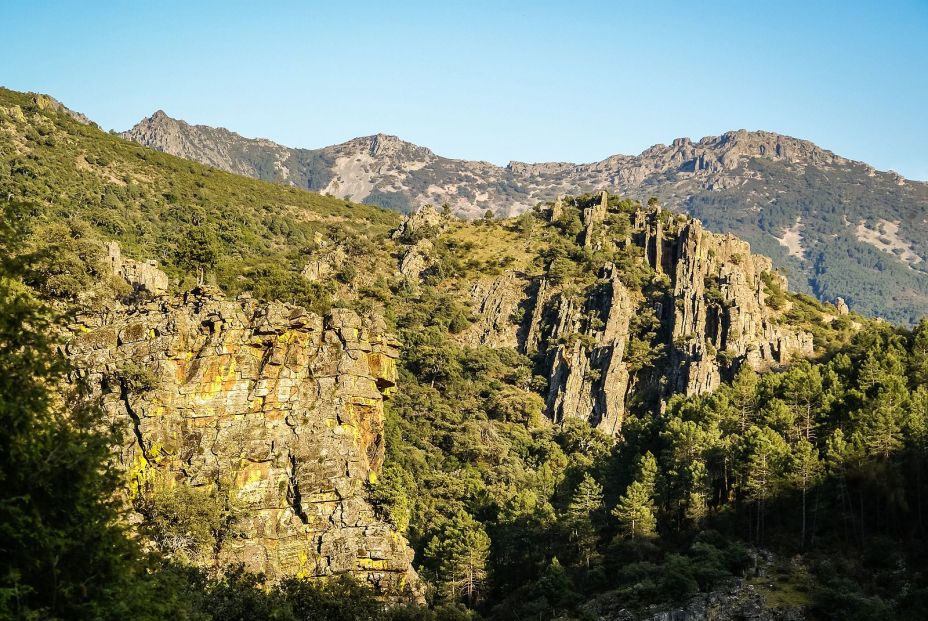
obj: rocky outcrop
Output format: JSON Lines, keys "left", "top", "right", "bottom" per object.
{"left": 513, "top": 202, "right": 813, "bottom": 433}
{"left": 541, "top": 265, "right": 634, "bottom": 435}
{"left": 461, "top": 271, "right": 529, "bottom": 349}
{"left": 399, "top": 239, "right": 434, "bottom": 282}
{"left": 66, "top": 289, "right": 420, "bottom": 599}
{"left": 644, "top": 212, "right": 814, "bottom": 396}
{"left": 105, "top": 241, "right": 169, "bottom": 295}
{"left": 301, "top": 244, "right": 348, "bottom": 283}
{"left": 624, "top": 205, "right": 813, "bottom": 397}
{"left": 391, "top": 204, "right": 448, "bottom": 241}
{"left": 582, "top": 190, "right": 609, "bottom": 249}
{"left": 31, "top": 93, "right": 93, "bottom": 125}
{"left": 584, "top": 578, "right": 803, "bottom": 620}
{"left": 390, "top": 197, "right": 812, "bottom": 436}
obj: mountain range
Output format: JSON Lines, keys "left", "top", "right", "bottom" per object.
{"left": 123, "top": 111, "right": 928, "bottom": 325}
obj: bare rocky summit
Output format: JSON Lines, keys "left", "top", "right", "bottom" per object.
{"left": 122, "top": 112, "right": 928, "bottom": 324}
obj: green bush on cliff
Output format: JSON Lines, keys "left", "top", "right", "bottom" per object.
{"left": 0, "top": 202, "right": 174, "bottom": 620}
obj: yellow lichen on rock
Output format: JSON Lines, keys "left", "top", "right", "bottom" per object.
{"left": 67, "top": 288, "right": 419, "bottom": 600}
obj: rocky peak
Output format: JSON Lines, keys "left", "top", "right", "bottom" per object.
{"left": 322, "top": 133, "right": 437, "bottom": 165}
{"left": 366, "top": 133, "right": 428, "bottom": 158}
{"left": 123, "top": 111, "right": 293, "bottom": 179}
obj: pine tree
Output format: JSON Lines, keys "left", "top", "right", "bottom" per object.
{"left": 860, "top": 373, "right": 908, "bottom": 459}
{"left": 907, "top": 387, "right": 928, "bottom": 534}
{"left": 565, "top": 473, "right": 603, "bottom": 567}
{"left": 739, "top": 426, "right": 789, "bottom": 543}
{"left": 424, "top": 511, "right": 491, "bottom": 605}
{"left": 567, "top": 473, "right": 605, "bottom": 519}
{"left": 660, "top": 417, "right": 715, "bottom": 527}
{"left": 782, "top": 361, "right": 823, "bottom": 441}
{"left": 911, "top": 320, "right": 928, "bottom": 386}
{"left": 790, "top": 438, "right": 823, "bottom": 548}
{"left": 612, "top": 452, "right": 657, "bottom": 539}
{"left": 729, "top": 366, "right": 759, "bottom": 432}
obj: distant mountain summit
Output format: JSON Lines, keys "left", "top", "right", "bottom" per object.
{"left": 122, "top": 112, "right": 928, "bottom": 324}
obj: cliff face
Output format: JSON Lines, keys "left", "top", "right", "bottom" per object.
{"left": 534, "top": 201, "right": 812, "bottom": 434}
{"left": 66, "top": 287, "right": 420, "bottom": 598}
{"left": 655, "top": 209, "right": 813, "bottom": 396}
{"left": 436, "top": 197, "right": 814, "bottom": 436}
{"left": 537, "top": 264, "right": 634, "bottom": 435}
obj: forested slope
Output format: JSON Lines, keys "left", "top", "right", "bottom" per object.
{"left": 2, "top": 87, "right": 928, "bottom": 620}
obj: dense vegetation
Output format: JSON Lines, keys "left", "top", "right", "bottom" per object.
{"left": 0, "top": 88, "right": 398, "bottom": 314}
{"left": 3, "top": 87, "right": 928, "bottom": 620}
{"left": 372, "top": 245, "right": 928, "bottom": 619}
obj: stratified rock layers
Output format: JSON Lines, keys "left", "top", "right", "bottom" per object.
{"left": 67, "top": 290, "right": 419, "bottom": 598}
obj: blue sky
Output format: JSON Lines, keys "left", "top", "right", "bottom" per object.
{"left": 3, "top": 1, "right": 927, "bottom": 179}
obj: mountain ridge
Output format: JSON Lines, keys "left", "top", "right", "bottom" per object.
{"left": 126, "top": 110, "right": 912, "bottom": 182}
{"left": 122, "top": 110, "right": 928, "bottom": 325}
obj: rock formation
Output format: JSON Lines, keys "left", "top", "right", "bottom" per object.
{"left": 105, "top": 241, "right": 169, "bottom": 295}
{"left": 399, "top": 239, "right": 434, "bottom": 282}
{"left": 540, "top": 265, "right": 634, "bottom": 436}
{"left": 651, "top": 212, "right": 814, "bottom": 395}
{"left": 65, "top": 287, "right": 421, "bottom": 599}
{"left": 581, "top": 190, "right": 609, "bottom": 249}
{"left": 461, "top": 271, "right": 528, "bottom": 349}
{"left": 585, "top": 577, "right": 803, "bottom": 621}
{"left": 391, "top": 204, "right": 448, "bottom": 241}
{"left": 301, "top": 244, "right": 348, "bottom": 283}
{"left": 456, "top": 200, "right": 814, "bottom": 435}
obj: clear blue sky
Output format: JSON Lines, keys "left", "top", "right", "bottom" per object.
{"left": 3, "top": 1, "right": 927, "bottom": 179}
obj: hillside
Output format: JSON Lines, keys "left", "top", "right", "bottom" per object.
{"left": 124, "top": 111, "right": 928, "bottom": 325}
{"left": 5, "top": 87, "right": 928, "bottom": 620}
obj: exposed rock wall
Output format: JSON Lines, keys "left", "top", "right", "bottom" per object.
{"left": 399, "top": 239, "right": 434, "bottom": 283}
{"left": 650, "top": 212, "right": 813, "bottom": 395}
{"left": 542, "top": 265, "right": 634, "bottom": 435}
{"left": 461, "top": 271, "right": 528, "bottom": 349}
{"left": 581, "top": 190, "right": 609, "bottom": 249}
{"left": 66, "top": 288, "right": 420, "bottom": 599}
{"left": 105, "top": 241, "right": 169, "bottom": 295}
{"left": 458, "top": 199, "right": 814, "bottom": 435}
